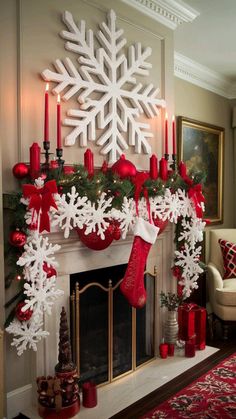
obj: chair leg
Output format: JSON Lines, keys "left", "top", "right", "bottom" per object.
{"left": 207, "top": 313, "right": 214, "bottom": 340}
{"left": 222, "top": 322, "right": 229, "bottom": 340}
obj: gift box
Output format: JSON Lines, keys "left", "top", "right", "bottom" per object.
{"left": 178, "top": 304, "right": 206, "bottom": 350}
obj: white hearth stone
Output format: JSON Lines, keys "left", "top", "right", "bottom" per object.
{"left": 23, "top": 345, "right": 218, "bottom": 419}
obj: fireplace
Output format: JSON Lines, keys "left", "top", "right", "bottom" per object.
{"left": 70, "top": 265, "right": 157, "bottom": 385}
{"left": 35, "top": 225, "right": 174, "bottom": 380}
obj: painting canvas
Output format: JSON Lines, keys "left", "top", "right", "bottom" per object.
{"left": 178, "top": 117, "right": 224, "bottom": 224}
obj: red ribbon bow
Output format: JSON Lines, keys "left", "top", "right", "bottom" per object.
{"left": 188, "top": 184, "right": 205, "bottom": 219}
{"left": 23, "top": 180, "right": 58, "bottom": 232}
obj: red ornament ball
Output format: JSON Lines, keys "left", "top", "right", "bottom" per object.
{"left": 113, "top": 225, "right": 121, "bottom": 241}
{"left": 153, "top": 216, "right": 168, "bottom": 235}
{"left": 76, "top": 225, "right": 114, "bottom": 250}
{"left": 63, "top": 165, "right": 75, "bottom": 175}
{"left": 12, "top": 163, "right": 29, "bottom": 179}
{"left": 9, "top": 230, "right": 27, "bottom": 248}
{"left": 43, "top": 262, "right": 57, "bottom": 278}
{"left": 15, "top": 301, "right": 33, "bottom": 322}
{"left": 111, "top": 155, "right": 136, "bottom": 179}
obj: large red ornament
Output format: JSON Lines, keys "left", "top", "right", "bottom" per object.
{"left": 15, "top": 301, "right": 33, "bottom": 322}
{"left": 111, "top": 155, "right": 136, "bottom": 179}
{"left": 12, "top": 163, "right": 29, "bottom": 179}
{"left": 76, "top": 225, "right": 114, "bottom": 250}
{"left": 153, "top": 216, "right": 168, "bottom": 234}
{"left": 9, "top": 230, "right": 27, "bottom": 248}
{"left": 43, "top": 262, "right": 57, "bottom": 278}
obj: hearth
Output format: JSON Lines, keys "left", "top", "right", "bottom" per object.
{"left": 70, "top": 264, "right": 156, "bottom": 385}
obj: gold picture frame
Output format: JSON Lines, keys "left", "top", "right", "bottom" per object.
{"left": 178, "top": 117, "right": 224, "bottom": 225}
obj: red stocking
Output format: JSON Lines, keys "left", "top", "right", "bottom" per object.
{"left": 120, "top": 218, "right": 159, "bottom": 308}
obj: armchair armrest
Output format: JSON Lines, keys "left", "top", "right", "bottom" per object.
{"left": 207, "top": 262, "right": 224, "bottom": 290}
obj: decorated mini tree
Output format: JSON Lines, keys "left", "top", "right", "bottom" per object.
{"left": 55, "top": 306, "right": 76, "bottom": 373}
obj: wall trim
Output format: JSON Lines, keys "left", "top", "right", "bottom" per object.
{"left": 7, "top": 384, "right": 32, "bottom": 419}
{"left": 174, "top": 52, "right": 236, "bottom": 99}
{"left": 120, "top": 0, "right": 199, "bottom": 29}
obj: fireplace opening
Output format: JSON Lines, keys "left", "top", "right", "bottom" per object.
{"left": 70, "top": 265, "right": 157, "bottom": 385}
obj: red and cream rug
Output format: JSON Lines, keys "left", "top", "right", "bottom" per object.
{"left": 143, "top": 353, "right": 236, "bottom": 419}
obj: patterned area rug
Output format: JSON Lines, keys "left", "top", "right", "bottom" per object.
{"left": 143, "top": 353, "right": 236, "bottom": 419}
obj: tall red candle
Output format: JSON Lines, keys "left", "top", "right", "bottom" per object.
{"left": 30, "top": 142, "right": 41, "bottom": 179}
{"left": 172, "top": 115, "right": 176, "bottom": 155}
{"left": 44, "top": 83, "right": 49, "bottom": 142}
{"left": 150, "top": 154, "right": 158, "bottom": 179}
{"left": 159, "top": 157, "right": 168, "bottom": 181}
{"left": 165, "top": 112, "right": 168, "bottom": 155}
{"left": 57, "top": 94, "right": 62, "bottom": 149}
{"left": 84, "top": 148, "right": 94, "bottom": 176}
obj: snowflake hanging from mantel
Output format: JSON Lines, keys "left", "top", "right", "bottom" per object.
{"left": 41, "top": 9, "right": 166, "bottom": 163}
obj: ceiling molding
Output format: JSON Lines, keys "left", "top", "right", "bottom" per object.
{"left": 120, "top": 0, "right": 199, "bottom": 30}
{"left": 174, "top": 52, "right": 236, "bottom": 99}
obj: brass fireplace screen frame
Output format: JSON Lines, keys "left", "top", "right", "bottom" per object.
{"left": 70, "top": 267, "right": 158, "bottom": 385}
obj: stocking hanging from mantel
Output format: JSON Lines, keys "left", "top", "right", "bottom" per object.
{"left": 120, "top": 217, "right": 159, "bottom": 308}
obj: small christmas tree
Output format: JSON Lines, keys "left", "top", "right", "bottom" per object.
{"left": 55, "top": 306, "right": 76, "bottom": 373}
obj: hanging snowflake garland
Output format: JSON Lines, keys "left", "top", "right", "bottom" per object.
{"left": 42, "top": 9, "right": 166, "bottom": 163}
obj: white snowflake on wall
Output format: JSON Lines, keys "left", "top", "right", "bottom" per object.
{"left": 42, "top": 9, "right": 165, "bottom": 163}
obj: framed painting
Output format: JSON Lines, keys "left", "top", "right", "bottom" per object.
{"left": 178, "top": 117, "right": 224, "bottom": 224}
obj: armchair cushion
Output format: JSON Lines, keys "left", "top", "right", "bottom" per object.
{"left": 219, "top": 239, "right": 236, "bottom": 279}
{"left": 216, "top": 278, "right": 236, "bottom": 306}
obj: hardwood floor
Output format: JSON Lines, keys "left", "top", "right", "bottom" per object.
{"left": 110, "top": 327, "right": 236, "bottom": 419}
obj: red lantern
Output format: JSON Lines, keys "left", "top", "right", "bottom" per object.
{"left": 153, "top": 216, "right": 168, "bottom": 234}
{"left": 12, "top": 163, "right": 29, "bottom": 179}
{"left": 111, "top": 155, "right": 136, "bottom": 179}
{"left": 43, "top": 262, "right": 57, "bottom": 278}
{"left": 76, "top": 224, "right": 114, "bottom": 250}
{"left": 15, "top": 301, "right": 33, "bottom": 322}
{"left": 9, "top": 230, "right": 27, "bottom": 248}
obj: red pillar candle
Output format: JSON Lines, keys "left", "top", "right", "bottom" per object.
{"left": 168, "top": 343, "right": 175, "bottom": 356}
{"left": 185, "top": 339, "right": 196, "bottom": 357}
{"left": 57, "top": 94, "right": 62, "bottom": 149}
{"left": 44, "top": 83, "right": 49, "bottom": 142}
{"left": 30, "top": 142, "right": 41, "bottom": 179}
{"left": 165, "top": 112, "right": 168, "bottom": 155}
{"left": 82, "top": 381, "right": 97, "bottom": 408}
{"left": 179, "top": 161, "right": 187, "bottom": 178}
{"left": 159, "top": 157, "right": 168, "bottom": 181}
{"left": 172, "top": 115, "right": 176, "bottom": 155}
{"left": 149, "top": 154, "right": 158, "bottom": 179}
{"left": 159, "top": 342, "right": 168, "bottom": 359}
{"left": 84, "top": 148, "right": 94, "bottom": 176}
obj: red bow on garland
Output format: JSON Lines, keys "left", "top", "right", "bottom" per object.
{"left": 23, "top": 180, "right": 58, "bottom": 232}
{"left": 188, "top": 184, "right": 205, "bottom": 219}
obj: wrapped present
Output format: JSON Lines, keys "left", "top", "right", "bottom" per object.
{"left": 193, "top": 306, "right": 206, "bottom": 350}
{"left": 178, "top": 303, "right": 196, "bottom": 341}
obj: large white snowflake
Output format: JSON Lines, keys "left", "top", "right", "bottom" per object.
{"left": 17, "top": 234, "right": 60, "bottom": 276}
{"left": 82, "top": 192, "right": 113, "bottom": 239}
{"left": 179, "top": 217, "right": 206, "bottom": 249}
{"left": 6, "top": 315, "right": 49, "bottom": 356}
{"left": 52, "top": 186, "right": 88, "bottom": 238}
{"left": 152, "top": 189, "right": 183, "bottom": 224}
{"left": 175, "top": 243, "right": 204, "bottom": 296}
{"left": 42, "top": 9, "right": 165, "bottom": 163}
{"left": 111, "top": 197, "right": 136, "bottom": 239}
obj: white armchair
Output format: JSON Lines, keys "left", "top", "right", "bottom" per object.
{"left": 207, "top": 229, "right": 236, "bottom": 339}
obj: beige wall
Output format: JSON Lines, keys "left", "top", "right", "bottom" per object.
{"left": 175, "top": 78, "right": 235, "bottom": 260}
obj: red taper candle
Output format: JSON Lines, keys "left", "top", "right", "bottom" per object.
{"left": 159, "top": 157, "right": 168, "bottom": 181}
{"left": 150, "top": 154, "right": 158, "bottom": 179}
{"left": 30, "top": 142, "right": 41, "bottom": 179}
{"left": 179, "top": 161, "right": 187, "bottom": 178}
{"left": 57, "top": 94, "right": 62, "bottom": 149}
{"left": 165, "top": 112, "right": 168, "bottom": 155}
{"left": 44, "top": 83, "right": 49, "bottom": 142}
{"left": 84, "top": 148, "right": 94, "bottom": 176}
{"left": 172, "top": 115, "right": 176, "bottom": 155}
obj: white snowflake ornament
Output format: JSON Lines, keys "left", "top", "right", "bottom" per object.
{"left": 111, "top": 197, "right": 136, "bottom": 239}
{"left": 83, "top": 192, "right": 113, "bottom": 239}
{"left": 42, "top": 9, "right": 165, "bottom": 163}
{"left": 179, "top": 217, "right": 206, "bottom": 249}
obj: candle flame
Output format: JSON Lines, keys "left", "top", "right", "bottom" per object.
{"left": 172, "top": 115, "right": 175, "bottom": 122}
{"left": 165, "top": 112, "right": 168, "bottom": 120}
{"left": 45, "top": 82, "right": 49, "bottom": 92}
{"left": 57, "top": 94, "right": 60, "bottom": 103}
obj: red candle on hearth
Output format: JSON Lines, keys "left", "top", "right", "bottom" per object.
{"left": 150, "top": 154, "right": 158, "bottom": 179}
{"left": 165, "top": 112, "right": 168, "bottom": 155}
{"left": 179, "top": 161, "right": 187, "bottom": 178}
{"left": 44, "top": 83, "right": 49, "bottom": 142}
{"left": 30, "top": 142, "right": 41, "bottom": 179}
{"left": 84, "top": 148, "right": 94, "bottom": 176}
{"left": 82, "top": 381, "right": 97, "bottom": 408}
{"left": 57, "top": 94, "right": 62, "bottom": 149}
{"left": 168, "top": 343, "right": 175, "bottom": 356}
{"left": 159, "top": 342, "right": 168, "bottom": 359}
{"left": 185, "top": 339, "right": 196, "bottom": 357}
{"left": 172, "top": 115, "right": 176, "bottom": 155}
{"left": 159, "top": 157, "right": 168, "bottom": 181}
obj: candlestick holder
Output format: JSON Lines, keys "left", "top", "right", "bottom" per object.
{"left": 164, "top": 153, "right": 169, "bottom": 162}
{"left": 56, "top": 148, "right": 65, "bottom": 169}
{"left": 41, "top": 141, "right": 53, "bottom": 172}
{"left": 170, "top": 154, "right": 177, "bottom": 171}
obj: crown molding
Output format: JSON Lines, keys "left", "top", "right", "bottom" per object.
{"left": 174, "top": 52, "right": 236, "bottom": 99}
{"left": 120, "top": 0, "right": 199, "bottom": 29}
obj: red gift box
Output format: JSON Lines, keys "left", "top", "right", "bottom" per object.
{"left": 178, "top": 304, "right": 196, "bottom": 341}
